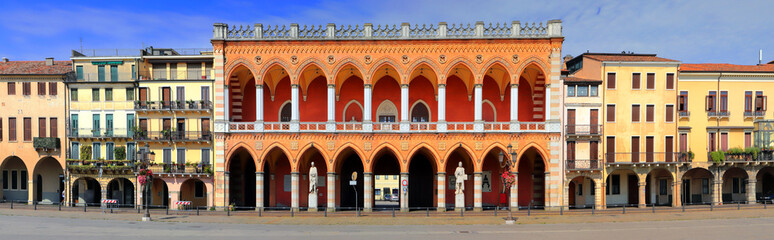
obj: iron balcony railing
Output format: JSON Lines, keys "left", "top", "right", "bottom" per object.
{"left": 566, "top": 159, "right": 601, "bottom": 170}
{"left": 744, "top": 111, "right": 766, "bottom": 118}
{"left": 70, "top": 73, "right": 136, "bottom": 82}
{"left": 679, "top": 111, "right": 690, "bottom": 117}
{"left": 134, "top": 131, "right": 212, "bottom": 142}
{"left": 565, "top": 124, "right": 603, "bottom": 136}
{"left": 708, "top": 111, "right": 730, "bottom": 117}
{"left": 72, "top": 49, "right": 140, "bottom": 57}
{"left": 148, "top": 163, "right": 212, "bottom": 175}
{"left": 67, "top": 128, "right": 133, "bottom": 138}
{"left": 134, "top": 100, "right": 213, "bottom": 111}
{"left": 605, "top": 152, "right": 685, "bottom": 164}
{"left": 138, "top": 69, "right": 212, "bottom": 81}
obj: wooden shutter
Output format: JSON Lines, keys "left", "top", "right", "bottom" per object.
{"left": 708, "top": 132, "right": 716, "bottom": 152}
{"left": 38, "top": 82, "right": 46, "bottom": 95}
{"left": 590, "top": 141, "right": 598, "bottom": 160}
{"left": 23, "top": 118, "right": 31, "bottom": 141}
{"left": 745, "top": 132, "right": 752, "bottom": 148}
{"left": 163, "top": 119, "right": 171, "bottom": 131}
{"left": 646, "top": 73, "right": 655, "bottom": 89}
{"left": 0, "top": 118, "right": 3, "bottom": 141}
{"left": 721, "top": 133, "right": 728, "bottom": 151}
{"left": 705, "top": 96, "right": 712, "bottom": 111}
{"left": 631, "top": 136, "right": 640, "bottom": 163}
{"left": 666, "top": 73, "right": 674, "bottom": 89}
{"left": 38, "top": 118, "right": 46, "bottom": 138}
{"left": 632, "top": 73, "right": 640, "bottom": 89}
{"left": 7, "top": 82, "right": 15, "bottom": 95}
{"left": 645, "top": 136, "right": 654, "bottom": 162}
{"left": 50, "top": 118, "right": 57, "bottom": 138}
{"left": 680, "top": 133, "right": 687, "bottom": 152}
{"left": 162, "top": 87, "right": 171, "bottom": 108}
{"left": 567, "top": 142, "right": 575, "bottom": 161}
{"left": 606, "top": 137, "right": 615, "bottom": 163}
{"left": 666, "top": 105, "right": 674, "bottom": 122}
{"left": 665, "top": 136, "right": 674, "bottom": 162}
{"left": 646, "top": 105, "right": 654, "bottom": 122}
{"left": 632, "top": 105, "right": 640, "bottom": 122}
{"left": 8, "top": 118, "right": 15, "bottom": 141}
{"left": 607, "top": 73, "right": 616, "bottom": 89}
{"left": 139, "top": 119, "right": 148, "bottom": 132}
{"left": 202, "top": 119, "right": 211, "bottom": 132}
{"left": 746, "top": 91, "right": 753, "bottom": 112}
{"left": 590, "top": 109, "right": 599, "bottom": 134}
{"left": 607, "top": 105, "right": 615, "bottom": 122}
{"left": 567, "top": 109, "right": 575, "bottom": 134}
{"left": 23, "top": 82, "right": 30, "bottom": 95}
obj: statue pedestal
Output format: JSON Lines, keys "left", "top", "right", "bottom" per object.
{"left": 308, "top": 193, "right": 318, "bottom": 212}
{"left": 455, "top": 193, "right": 465, "bottom": 211}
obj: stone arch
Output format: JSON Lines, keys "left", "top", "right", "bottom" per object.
{"left": 409, "top": 99, "right": 432, "bottom": 122}
{"left": 442, "top": 57, "right": 478, "bottom": 84}
{"left": 479, "top": 57, "right": 515, "bottom": 80}
{"left": 225, "top": 58, "right": 259, "bottom": 85}
{"left": 332, "top": 143, "right": 368, "bottom": 173}
{"left": 442, "top": 142, "right": 477, "bottom": 171}
{"left": 295, "top": 58, "right": 329, "bottom": 99}
{"left": 258, "top": 142, "right": 293, "bottom": 172}
{"left": 515, "top": 142, "right": 549, "bottom": 168}
{"left": 295, "top": 57, "right": 330, "bottom": 82}
{"left": 375, "top": 99, "right": 399, "bottom": 121}
{"left": 225, "top": 142, "right": 259, "bottom": 170}
{"left": 368, "top": 142, "right": 404, "bottom": 172}
{"left": 478, "top": 142, "right": 512, "bottom": 171}
{"left": 32, "top": 157, "right": 63, "bottom": 203}
{"left": 342, "top": 99, "right": 364, "bottom": 122}
{"left": 481, "top": 99, "right": 497, "bottom": 121}
{"left": 180, "top": 178, "right": 208, "bottom": 207}
{"left": 367, "top": 57, "right": 403, "bottom": 85}
{"left": 480, "top": 57, "right": 514, "bottom": 98}
{"left": 278, "top": 100, "right": 292, "bottom": 122}
{"left": 405, "top": 143, "right": 441, "bottom": 172}
{"left": 515, "top": 56, "right": 550, "bottom": 85}
{"left": 258, "top": 57, "right": 294, "bottom": 83}
{"left": 295, "top": 142, "right": 331, "bottom": 171}
{"left": 406, "top": 57, "right": 441, "bottom": 89}
{"left": 331, "top": 57, "right": 367, "bottom": 84}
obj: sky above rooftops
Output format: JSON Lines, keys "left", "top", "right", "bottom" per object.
{"left": 0, "top": 0, "right": 772, "bottom": 64}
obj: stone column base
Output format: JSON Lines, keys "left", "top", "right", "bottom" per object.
{"left": 326, "top": 207, "right": 336, "bottom": 212}
{"left": 437, "top": 207, "right": 446, "bottom": 212}
{"left": 363, "top": 208, "right": 372, "bottom": 212}
{"left": 473, "top": 207, "right": 483, "bottom": 212}
{"left": 400, "top": 208, "right": 409, "bottom": 212}
{"left": 544, "top": 206, "right": 563, "bottom": 211}
{"left": 638, "top": 204, "right": 646, "bottom": 208}
{"left": 455, "top": 207, "right": 465, "bottom": 212}
{"left": 308, "top": 208, "right": 318, "bottom": 212}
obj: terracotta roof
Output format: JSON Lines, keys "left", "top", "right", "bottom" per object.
{"left": 680, "top": 63, "right": 774, "bottom": 73}
{"left": 0, "top": 61, "right": 73, "bottom": 75}
{"left": 584, "top": 53, "right": 679, "bottom": 62}
{"left": 564, "top": 76, "right": 601, "bottom": 83}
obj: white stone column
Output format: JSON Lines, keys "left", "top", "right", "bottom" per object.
{"left": 400, "top": 172, "right": 409, "bottom": 212}
{"left": 595, "top": 178, "right": 603, "bottom": 210}
{"left": 363, "top": 173, "right": 373, "bottom": 211}
{"left": 327, "top": 84, "right": 335, "bottom": 122}
{"left": 364, "top": 84, "right": 372, "bottom": 122}
{"left": 255, "top": 172, "right": 264, "bottom": 210}
{"left": 291, "top": 172, "right": 299, "bottom": 210}
{"left": 223, "top": 86, "right": 230, "bottom": 121}
{"left": 400, "top": 84, "right": 409, "bottom": 122}
{"left": 510, "top": 84, "right": 519, "bottom": 122}
{"left": 437, "top": 84, "right": 447, "bottom": 132}
{"left": 545, "top": 84, "right": 552, "bottom": 121}
{"left": 474, "top": 172, "right": 483, "bottom": 211}
{"left": 712, "top": 178, "right": 722, "bottom": 206}
{"left": 638, "top": 181, "right": 646, "bottom": 208}
{"left": 510, "top": 172, "right": 518, "bottom": 211}
{"left": 474, "top": 84, "right": 483, "bottom": 121}
{"left": 327, "top": 173, "right": 336, "bottom": 211}
{"left": 256, "top": 84, "right": 263, "bottom": 122}
{"left": 291, "top": 84, "right": 300, "bottom": 122}
{"left": 437, "top": 172, "right": 446, "bottom": 211}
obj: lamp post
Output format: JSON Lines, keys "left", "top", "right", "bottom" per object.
{"left": 498, "top": 144, "right": 517, "bottom": 223}
{"left": 137, "top": 143, "right": 154, "bottom": 221}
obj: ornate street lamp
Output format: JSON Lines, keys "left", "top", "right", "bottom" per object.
{"left": 498, "top": 144, "right": 517, "bottom": 223}
{"left": 138, "top": 143, "right": 154, "bottom": 221}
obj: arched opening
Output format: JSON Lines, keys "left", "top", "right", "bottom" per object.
{"left": 375, "top": 100, "right": 398, "bottom": 123}
{"left": 335, "top": 148, "right": 364, "bottom": 210}
{"left": 32, "top": 157, "right": 63, "bottom": 204}
{"left": 298, "top": 147, "right": 327, "bottom": 210}
{"left": 227, "top": 65, "right": 256, "bottom": 122}
{"left": 106, "top": 178, "right": 134, "bottom": 206}
{"left": 372, "top": 75, "right": 401, "bottom": 122}
{"left": 72, "top": 177, "right": 100, "bottom": 206}
{"left": 757, "top": 167, "right": 774, "bottom": 201}
{"left": 342, "top": 100, "right": 363, "bottom": 122}
{"left": 262, "top": 66, "right": 291, "bottom": 122}
{"left": 298, "top": 63, "right": 327, "bottom": 122}
{"left": 569, "top": 176, "right": 595, "bottom": 208}
{"left": 410, "top": 101, "right": 430, "bottom": 122}
{"left": 335, "top": 64, "right": 365, "bottom": 122}
{"left": 722, "top": 167, "right": 748, "bottom": 203}
{"left": 645, "top": 168, "right": 673, "bottom": 206}
{"left": 371, "top": 147, "right": 401, "bottom": 208}
{"left": 482, "top": 100, "right": 497, "bottom": 122}
{"left": 408, "top": 148, "right": 437, "bottom": 209}
{"left": 180, "top": 178, "right": 208, "bottom": 208}
{"left": 681, "top": 168, "right": 714, "bottom": 205}
{"left": 445, "top": 147, "right": 474, "bottom": 209}
{"left": 481, "top": 148, "right": 507, "bottom": 208}
{"left": 445, "top": 63, "right": 474, "bottom": 122}
{"left": 605, "top": 169, "right": 638, "bottom": 207}
{"left": 1, "top": 156, "right": 28, "bottom": 202}
{"left": 262, "top": 147, "right": 292, "bottom": 209}
{"left": 149, "top": 178, "right": 169, "bottom": 207}
{"left": 517, "top": 147, "right": 546, "bottom": 207}
{"left": 518, "top": 63, "right": 546, "bottom": 121}
{"left": 279, "top": 101, "right": 292, "bottom": 122}
{"left": 228, "top": 147, "right": 256, "bottom": 208}
{"left": 482, "top": 76, "right": 510, "bottom": 122}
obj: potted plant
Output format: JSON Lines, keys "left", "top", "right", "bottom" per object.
{"left": 710, "top": 151, "right": 725, "bottom": 164}
{"left": 746, "top": 147, "right": 760, "bottom": 161}
{"left": 187, "top": 100, "right": 196, "bottom": 109}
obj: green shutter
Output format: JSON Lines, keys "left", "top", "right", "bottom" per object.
{"left": 98, "top": 66, "right": 105, "bottom": 82}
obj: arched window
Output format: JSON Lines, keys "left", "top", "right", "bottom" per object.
{"left": 482, "top": 100, "right": 497, "bottom": 122}
{"left": 279, "top": 101, "right": 291, "bottom": 122}
{"left": 410, "top": 101, "right": 430, "bottom": 122}
{"left": 342, "top": 100, "right": 363, "bottom": 122}
{"left": 376, "top": 100, "right": 398, "bottom": 123}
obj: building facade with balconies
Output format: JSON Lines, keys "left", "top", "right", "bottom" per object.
{"left": 0, "top": 58, "right": 71, "bottom": 205}
{"left": 564, "top": 53, "right": 681, "bottom": 209}
{"left": 678, "top": 63, "right": 774, "bottom": 206}
{"left": 211, "top": 21, "right": 565, "bottom": 211}
{"left": 135, "top": 47, "right": 215, "bottom": 208}
{"left": 66, "top": 50, "right": 139, "bottom": 207}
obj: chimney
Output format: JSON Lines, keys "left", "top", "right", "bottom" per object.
{"left": 2, "top": 57, "right": 7, "bottom": 62}
{"left": 564, "top": 55, "right": 573, "bottom": 64}
{"left": 45, "top": 57, "right": 54, "bottom": 66}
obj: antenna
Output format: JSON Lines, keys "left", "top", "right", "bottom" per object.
{"left": 80, "top": 37, "right": 83, "bottom": 52}
{"left": 760, "top": 49, "right": 763, "bottom": 65}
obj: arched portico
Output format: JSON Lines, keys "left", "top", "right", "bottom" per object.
{"left": 32, "top": 157, "right": 63, "bottom": 204}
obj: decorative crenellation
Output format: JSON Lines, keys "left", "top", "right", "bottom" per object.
{"left": 213, "top": 20, "right": 562, "bottom": 41}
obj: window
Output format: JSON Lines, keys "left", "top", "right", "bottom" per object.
{"left": 201, "top": 86, "right": 210, "bottom": 102}
{"left": 720, "top": 132, "right": 728, "bottom": 151}
{"left": 745, "top": 91, "right": 753, "bottom": 113}
{"left": 195, "top": 181, "right": 205, "bottom": 198}
{"left": 567, "top": 141, "right": 575, "bottom": 161}
{"left": 105, "top": 88, "right": 113, "bottom": 101}
{"left": 163, "top": 149, "right": 172, "bottom": 165}
{"left": 755, "top": 91, "right": 767, "bottom": 112}
{"left": 632, "top": 136, "right": 640, "bottom": 162}
{"left": 679, "top": 91, "right": 688, "bottom": 112}
{"left": 705, "top": 91, "right": 716, "bottom": 111}
{"left": 0, "top": 118, "right": 2, "bottom": 141}
{"left": 745, "top": 132, "right": 752, "bottom": 148}
{"left": 49, "top": 82, "right": 57, "bottom": 96}
{"left": 659, "top": 179, "right": 668, "bottom": 195}
{"left": 201, "top": 149, "right": 210, "bottom": 165}
{"left": 631, "top": 73, "right": 641, "bottom": 89}
{"left": 38, "top": 82, "right": 46, "bottom": 95}
{"left": 170, "top": 64, "right": 177, "bottom": 80}
{"left": 607, "top": 73, "right": 616, "bottom": 89}
{"left": 205, "top": 63, "right": 212, "bottom": 79}
{"left": 606, "top": 136, "right": 615, "bottom": 163}
{"left": 92, "top": 114, "right": 100, "bottom": 137}
{"left": 127, "top": 143, "right": 136, "bottom": 161}
{"left": 393, "top": 175, "right": 398, "bottom": 180}
{"left": 70, "top": 142, "right": 79, "bottom": 159}
{"left": 76, "top": 66, "right": 84, "bottom": 80}
{"left": 70, "top": 89, "right": 78, "bottom": 101}
{"left": 22, "top": 82, "right": 30, "bottom": 95}
{"left": 379, "top": 116, "right": 396, "bottom": 123}
{"left": 126, "top": 88, "right": 134, "bottom": 101}
{"left": 719, "top": 91, "right": 728, "bottom": 112}
{"left": 578, "top": 183, "right": 583, "bottom": 196}
{"left": 733, "top": 178, "right": 740, "bottom": 194}
{"left": 20, "top": 171, "right": 27, "bottom": 190}
{"left": 110, "top": 65, "right": 118, "bottom": 81}
{"left": 11, "top": 170, "right": 17, "bottom": 189}
{"left": 708, "top": 132, "right": 716, "bottom": 152}
{"left": 92, "top": 143, "right": 101, "bottom": 160}
{"left": 98, "top": 65, "right": 105, "bottom": 82}
{"left": 567, "top": 85, "right": 575, "bottom": 97}
{"left": 577, "top": 85, "right": 588, "bottom": 97}
{"left": 106, "top": 142, "right": 114, "bottom": 160}
{"left": 38, "top": 118, "right": 46, "bottom": 138}
{"left": 9, "top": 118, "right": 16, "bottom": 141}
{"left": 742, "top": 178, "right": 747, "bottom": 193}
{"left": 611, "top": 174, "right": 620, "bottom": 195}
{"left": 606, "top": 104, "right": 615, "bottom": 122}
{"left": 131, "top": 64, "right": 136, "bottom": 80}
{"left": 646, "top": 105, "right": 654, "bottom": 122}
{"left": 666, "top": 105, "right": 674, "bottom": 122}
{"left": 375, "top": 175, "right": 380, "bottom": 180}
{"left": 645, "top": 136, "right": 654, "bottom": 162}
{"left": 590, "top": 85, "right": 598, "bottom": 97}
{"left": 702, "top": 178, "right": 710, "bottom": 194}
{"left": 177, "top": 148, "right": 186, "bottom": 165}
{"left": 1, "top": 170, "right": 6, "bottom": 189}
{"left": 632, "top": 104, "right": 640, "bottom": 122}
{"left": 7, "top": 82, "right": 15, "bottom": 95}
{"left": 23, "top": 117, "right": 31, "bottom": 141}
{"left": 153, "top": 63, "right": 167, "bottom": 80}
{"left": 92, "top": 88, "right": 99, "bottom": 101}
{"left": 646, "top": 73, "right": 655, "bottom": 89}
{"left": 666, "top": 73, "right": 675, "bottom": 90}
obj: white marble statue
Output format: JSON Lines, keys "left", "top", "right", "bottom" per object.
{"left": 309, "top": 162, "right": 318, "bottom": 194}
{"left": 454, "top": 161, "right": 467, "bottom": 195}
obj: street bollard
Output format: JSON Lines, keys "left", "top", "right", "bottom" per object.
{"left": 527, "top": 205, "right": 531, "bottom": 216}
{"left": 59, "top": 204, "right": 61, "bottom": 211}
{"left": 495, "top": 207, "right": 498, "bottom": 217}
{"left": 652, "top": 204, "right": 655, "bottom": 213}
{"left": 324, "top": 207, "right": 327, "bottom": 217}
{"left": 166, "top": 207, "right": 169, "bottom": 215}
{"left": 560, "top": 206, "right": 563, "bottom": 216}
{"left": 291, "top": 208, "right": 294, "bottom": 217}
{"left": 710, "top": 203, "right": 713, "bottom": 211}
{"left": 392, "top": 208, "right": 396, "bottom": 217}
{"left": 34, "top": 202, "right": 37, "bottom": 211}
{"left": 682, "top": 203, "right": 685, "bottom": 212}
{"left": 197, "top": 208, "right": 200, "bottom": 216}
{"left": 259, "top": 207, "right": 262, "bottom": 217}
{"left": 426, "top": 207, "right": 429, "bottom": 217}
{"left": 765, "top": 200, "right": 768, "bottom": 209}
{"left": 227, "top": 206, "right": 230, "bottom": 216}
{"left": 10, "top": 201, "right": 13, "bottom": 209}
{"left": 460, "top": 208, "right": 464, "bottom": 217}
{"left": 592, "top": 205, "right": 595, "bottom": 215}
{"left": 738, "top": 202, "right": 741, "bottom": 210}
{"left": 622, "top": 205, "right": 626, "bottom": 214}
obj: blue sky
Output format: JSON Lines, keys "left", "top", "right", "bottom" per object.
{"left": 1, "top": 0, "right": 772, "bottom": 64}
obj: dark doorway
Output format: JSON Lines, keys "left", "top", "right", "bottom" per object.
{"left": 339, "top": 154, "right": 364, "bottom": 209}
{"left": 408, "top": 153, "right": 434, "bottom": 208}
{"left": 628, "top": 174, "right": 638, "bottom": 205}
{"left": 228, "top": 149, "right": 256, "bottom": 208}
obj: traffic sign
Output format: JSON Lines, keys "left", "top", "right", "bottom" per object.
{"left": 401, "top": 179, "right": 408, "bottom": 186}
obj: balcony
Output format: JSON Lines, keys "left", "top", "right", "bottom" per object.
{"left": 33, "top": 137, "right": 61, "bottom": 151}
{"left": 134, "top": 130, "right": 212, "bottom": 143}
{"left": 566, "top": 159, "right": 601, "bottom": 171}
{"left": 67, "top": 128, "right": 133, "bottom": 139}
{"left": 134, "top": 100, "right": 213, "bottom": 112}
{"left": 679, "top": 111, "right": 690, "bottom": 118}
{"left": 605, "top": 152, "right": 684, "bottom": 164}
{"left": 224, "top": 121, "right": 554, "bottom": 133}
{"left": 148, "top": 163, "right": 212, "bottom": 176}
{"left": 69, "top": 73, "right": 136, "bottom": 83}
{"left": 72, "top": 49, "right": 140, "bottom": 57}
{"left": 744, "top": 111, "right": 766, "bottom": 119}
{"left": 708, "top": 111, "right": 730, "bottom": 118}
{"left": 565, "top": 124, "right": 603, "bottom": 139}
{"left": 138, "top": 69, "right": 212, "bottom": 81}
{"left": 66, "top": 159, "right": 134, "bottom": 175}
